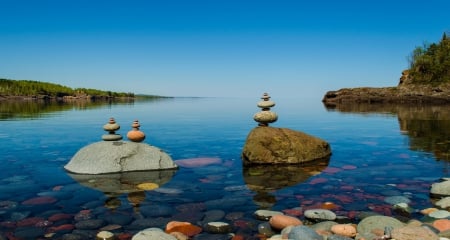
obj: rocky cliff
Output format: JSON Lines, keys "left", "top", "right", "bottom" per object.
{"left": 322, "top": 70, "right": 450, "bottom": 106}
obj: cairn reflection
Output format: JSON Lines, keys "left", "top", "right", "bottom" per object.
{"left": 243, "top": 158, "right": 330, "bottom": 208}
{"left": 67, "top": 169, "right": 177, "bottom": 212}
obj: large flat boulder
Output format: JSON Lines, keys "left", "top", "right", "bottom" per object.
{"left": 64, "top": 141, "right": 177, "bottom": 174}
{"left": 242, "top": 127, "right": 331, "bottom": 166}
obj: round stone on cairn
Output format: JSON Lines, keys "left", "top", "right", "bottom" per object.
{"left": 127, "top": 120, "right": 146, "bottom": 142}
{"left": 253, "top": 92, "right": 278, "bottom": 126}
{"left": 102, "top": 117, "right": 123, "bottom": 141}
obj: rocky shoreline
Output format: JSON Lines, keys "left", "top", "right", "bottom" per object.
{"left": 322, "top": 71, "right": 450, "bottom": 106}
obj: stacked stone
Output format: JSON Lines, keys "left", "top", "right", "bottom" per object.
{"left": 253, "top": 92, "right": 278, "bottom": 126}
{"left": 127, "top": 120, "right": 146, "bottom": 142}
{"left": 102, "top": 117, "right": 122, "bottom": 141}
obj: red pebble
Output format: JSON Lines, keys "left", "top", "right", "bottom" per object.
{"left": 309, "top": 178, "right": 328, "bottom": 184}
{"left": 47, "top": 224, "right": 75, "bottom": 233}
{"left": 341, "top": 165, "right": 357, "bottom": 170}
{"left": 22, "top": 196, "right": 57, "bottom": 205}
{"left": 17, "top": 217, "right": 45, "bottom": 227}
{"left": 323, "top": 167, "right": 341, "bottom": 174}
{"left": 117, "top": 233, "right": 133, "bottom": 240}
{"left": 48, "top": 213, "right": 73, "bottom": 222}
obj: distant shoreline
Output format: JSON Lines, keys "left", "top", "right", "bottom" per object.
{"left": 0, "top": 94, "right": 171, "bottom": 102}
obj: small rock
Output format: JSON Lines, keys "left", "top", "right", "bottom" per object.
{"left": 165, "top": 221, "right": 202, "bottom": 237}
{"left": 384, "top": 195, "right": 411, "bottom": 205}
{"left": 433, "top": 219, "right": 450, "bottom": 232}
{"left": 429, "top": 210, "right": 450, "bottom": 219}
{"left": 327, "top": 235, "right": 354, "bottom": 240}
{"left": 357, "top": 215, "right": 404, "bottom": 235}
{"left": 96, "top": 231, "right": 114, "bottom": 240}
{"left": 254, "top": 210, "right": 284, "bottom": 221}
{"left": 391, "top": 225, "right": 439, "bottom": 240}
{"left": 304, "top": 209, "right": 336, "bottom": 222}
{"left": 132, "top": 228, "right": 177, "bottom": 240}
{"left": 269, "top": 214, "right": 302, "bottom": 230}
{"left": 204, "top": 222, "right": 232, "bottom": 234}
{"left": 258, "top": 222, "right": 277, "bottom": 237}
{"left": 287, "top": 225, "right": 323, "bottom": 240}
{"left": 330, "top": 224, "right": 357, "bottom": 237}
{"left": 435, "top": 197, "right": 450, "bottom": 209}
{"left": 75, "top": 219, "right": 105, "bottom": 230}
{"left": 431, "top": 180, "right": 450, "bottom": 197}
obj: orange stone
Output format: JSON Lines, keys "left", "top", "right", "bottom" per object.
{"left": 321, "top": 201, "right": 339, "bottom": 210}
{"left": 269, "top": 214, "right": 302, "bottom": 230}
{"left": 166, "top": 221, "right": 202, "bottom": 237}
{"left": 331, "top": 224, "right": 357, "bottom": 237}
{"left": 433, "top": 219, "right": 450, "bottom": 232}
{"left": 421, "top": 208, "right": 438, "bottom": 215}
{"left": 127, "top": 129, "right": 145, "bottom": 142}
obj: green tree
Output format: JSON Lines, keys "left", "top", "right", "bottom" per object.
{"left": 408, "top": 32, "right": 450, "bottom": 85}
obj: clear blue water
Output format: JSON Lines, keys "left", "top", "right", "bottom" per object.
{"left": 0, "top": 97, "right": 449, "bottom": 239}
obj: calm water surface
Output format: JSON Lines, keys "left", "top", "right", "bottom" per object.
{"left": 0, "top": 97, "right": 449, "bottom": 239}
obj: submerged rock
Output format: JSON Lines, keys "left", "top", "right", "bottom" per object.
{"left": 242, "top": 127, "right": 331, "bottom": 166}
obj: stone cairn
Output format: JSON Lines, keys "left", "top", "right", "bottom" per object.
{"left": 127, "top": 120, "right": 146, "bottom": 142}
{"left": 253, "top": 92, "right": 278, "bottom": 126}
{"left": 102, "top": 117, "right": 123, "bottom": 141}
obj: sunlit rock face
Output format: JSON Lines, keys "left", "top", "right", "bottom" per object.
{"left": 241, "top": 126, "right": 331, "bottom": 166}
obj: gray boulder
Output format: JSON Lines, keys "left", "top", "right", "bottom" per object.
{"left": 65, "top": 141, "right": 177, "bottom": 174}
{"left": 242, "top": 127, "right": 331, "bottom": 166}
{"left": 287, "top": 225, "right": 323, "bottom": 240}
{"left": 431, "top": 179, "right": 450, "bottom": 198}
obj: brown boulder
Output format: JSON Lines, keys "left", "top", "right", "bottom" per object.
{"left": 241, "top": 127, "right": 331, "bottom": 166}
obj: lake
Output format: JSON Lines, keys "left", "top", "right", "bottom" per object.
{"left": 0, "top": 96, "right": 449, "bottom": 239}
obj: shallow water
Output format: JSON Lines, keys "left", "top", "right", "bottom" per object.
{"left": 0, "top": 97, "right": 449, "bottom": 239}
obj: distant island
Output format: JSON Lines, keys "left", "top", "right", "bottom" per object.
{"left": 323, "top": 32, "right": 450, "bottom": 105}
{"left": 0, "top": 79, "right": 168, "bottom": 101}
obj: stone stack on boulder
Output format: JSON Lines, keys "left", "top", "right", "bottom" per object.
{"left": 64, "top": 118, "right": 177, "bottom": 174}
{"left": 242, "top": 93, "right": 331, "bottom": 166}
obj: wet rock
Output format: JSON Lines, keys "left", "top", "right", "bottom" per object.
{"left": 429, "top": 210, "right": 450, "bottom": 219}
{"left": 242, "top": 127, "right": 331, "bottom": 165}
{"left": 287, "top": 225, "right": 323, "bottom": 240}
{"left": 132, "top": 228, "right": 177, "bottom": 240}
{"left": 384, "top": 195, "right": 411, "bottom": 205}
{"left": 433, "top": 219, "right": 450, "bottom": 232}
{"left": 140, "top": 204, "right": 174, "bottom": 217}
{"left": 258, "top": 222, "right": 276, "bottom": 237}
{"left": 357, "top": 215, "right": 404, "bottom": 236}
{"left": 327, "top": 235, "right": 354, "bottom": 240}
{"left": 74, "top": 219, "right": 105, "bottom": 230}
{"left": 391, "top": 225, "right": 439, "bottom": 240}
{"left": 203, "top": 221, "right": 232, "bottom": 234}
{"left": 435, "top": 197, "right": 450, "bottom": 209}
{"left": 201, "top": 209, "right": 225, "bottom": 224}
{"left": 330, "top": 224, "right": 357, "bottom": 237}
{"left": 304, "top": 209, "right": 336, "bottom": 222}
{"left": 431, "top": 179, "right": 450, "bottom": 197}
{"left": 14, "top": 226, "right": 45, "bottom": 239}
{"left": 269, "top": 214, "right": 302, "bottom": 230}
{"left": 254, "top": 210, "right": 284, "bottom": 221}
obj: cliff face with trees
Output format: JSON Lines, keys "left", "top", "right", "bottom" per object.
{"left": 0, "top": 79, "right": 135, "bottom": 100}
{"left": 323, "top": 32, "right": 450, "bottom": 105}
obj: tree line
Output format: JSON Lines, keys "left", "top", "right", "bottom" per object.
{"left": 408, "top": 32, "right": 450, "bottom": 85}
{"left": 0, "top": 79, "right": 135, "bottom": 98}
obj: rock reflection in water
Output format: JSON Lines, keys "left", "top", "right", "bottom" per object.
{"left": 324, "top": 102, "right": 450, "bottom": 161}
{"left": 243, "top": 158, "right": 330, "bottom": 208}
{"left": 67, "top": 169, "right": 176, "bottom": 211}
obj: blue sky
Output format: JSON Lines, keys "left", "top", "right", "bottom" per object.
{"left": 1, "top": 0, "right": 449, "bottom": 99}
